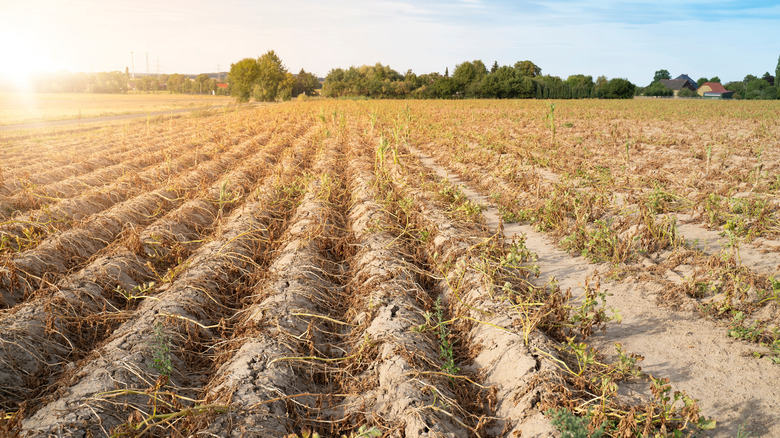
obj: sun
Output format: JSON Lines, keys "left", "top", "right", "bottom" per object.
{"left": 0, "top": 25, "right": 55, "bottom": 91}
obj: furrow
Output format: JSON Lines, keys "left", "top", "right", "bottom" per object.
{"left": 197, "top": 140, "right": 346, "bottom": 437}
{"left": 338, "top": 139, "right": 471, "bottom": 436}
{"left": 385, "top": 150, "right": 561, "bottom": 436}
{"left": 0, "top": 130, "right": 218, "bottom": 230}
{"left": 0, "top": 133, "right": 265, "bottom": 307}
{"left": 0, "top": 128, "right": 188, "bottom": 197}
{"left": 19, "top": 170, "right": 282, "bottom": 437}
{"left": 0, "top": 127, "right": 299, "bottom": 411}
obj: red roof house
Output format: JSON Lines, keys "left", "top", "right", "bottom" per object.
{"left": 697, "top": 82, "right": 734, "bottom": 99}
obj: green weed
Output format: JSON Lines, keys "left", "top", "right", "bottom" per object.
{"left": 434, "top": 296, "right": 459, "bottom": 376}
{"left": 150, "top": 323, "right": 173, "bottom": 377}
{"left": 547, "top": 408, "right": 604, "bottom": 438}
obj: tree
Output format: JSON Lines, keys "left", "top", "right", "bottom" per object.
{"left": 452, "top": 60, "right": 487, "bottom": 97}
{"left": 745, "top": 78, "right": 772, "bottom": 99}
{"left": 92, "top": 71, "right": 127, "bottom": 93}
{"left": 696, "top": 77, "right": 708, "bottom": 87}
{"left": 480, "top": 66, "right": 534, "bottom": 98}
{"left": 566, "top": 74, "right": 594, "bottom": 98}
{"left": 432, "top": 75, "right": 455, "bottom": 98}
{"left": 762, "top": 72, "right": 774, "bottom": 86}
{"left": 195, "top": 73, "right": 211, "bottom": 94}
{"left": 491, "top": 61, "right": 499, "bottom": 74}
{"left": 292, "top": 68, "right": 319, "bottom": 97}
{"left": 597, "top": 78, "right": 636, "bottom": 99}
{"left": 710, "top": 76, "right": 721, "bottom": 84}
{"left": 277, "top": 72, "right": 296, "bottom": 101}
{"left": 724, "top": 81, "right": 745, "bottom": 99}
{"left": 138, "top": 76, "right": 153, "bottom": 93}
{"left": 228, "top": 58, "right": 261, "bottom": 102}
{"left": 776, "top": 54, "right": 780, "bottom": 90}
{"left": 166, "top": 74, "right": 186, "bottom": 93}
{"left": 515, "top": 60, "right": 541, "bottom": 77}
{"left": 653, "top": 69, "right": 671, "bottom": 83}
{"left": 593, "top": 75, "right": 608, "bottom": 96}
{"left": 643, "top": 81, "right": 673, "bottom": 97}
{"left": 253, "top": 50, "right": 288, "bottom": 102}
{"left": 677, "top": 88, "right": 699, "bottom": 98}
{"left": 444, "top": 67, "right": 449, "bottom": 78}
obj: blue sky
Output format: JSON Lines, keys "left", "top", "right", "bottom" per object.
{"left": 1, "top": 0, "right": 778, "bottom": 85}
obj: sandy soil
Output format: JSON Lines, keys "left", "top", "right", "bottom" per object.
{"left": 412, "top": 147, "right": 780, "bottom": 438}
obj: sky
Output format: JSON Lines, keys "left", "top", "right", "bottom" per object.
{"left": 0, "top": 0, "right": 778, "bottom": 87}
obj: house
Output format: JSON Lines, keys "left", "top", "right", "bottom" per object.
{"left": 675, "top": 74, "right": 697, "bottom": 89}
{"left": 697, "top": 82, "right": 734, "bottom": 99}
{"left": 659, "top": 78, "right": 696, "bottom": 96}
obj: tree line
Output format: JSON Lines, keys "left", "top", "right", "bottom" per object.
{"left": 320, "top": 60, "right": 636, "bottom": 100}
{"left": 11, "top": 51, "right": 779, "bottom": 101}
{"left": 10, "top": 70, "right": 231, "bottom": 95}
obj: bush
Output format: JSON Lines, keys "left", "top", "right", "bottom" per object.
{"left": 547, "top": 408, "right": 605, "bottom": 438}
{"left": 643, "top": 81, "right": 673, "bottom": 97}
{"left": 598, "top": 78, "right": 636, "bottom": 99}
{"left": 677, "top": 88, "right": 699, "bottom": 98}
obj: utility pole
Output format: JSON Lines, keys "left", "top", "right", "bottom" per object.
{"left": 130, "top": 51, "right": 135, "bottom": 79}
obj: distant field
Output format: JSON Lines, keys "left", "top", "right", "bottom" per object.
{"left": 0, "top": 92, "right": 234, "bottom": 125}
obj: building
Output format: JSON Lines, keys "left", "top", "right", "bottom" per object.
{"left": 675, "top": 74, "right": 697, "bottom": 89}
{"left": 697, "top": 82, "right": 734, "bottom": 99}
{"left": 660, "top": 78, "right": 696, "bottom": 96}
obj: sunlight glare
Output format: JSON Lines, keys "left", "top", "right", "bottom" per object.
{"left": 0, "top": 26, "right": 53, "bottom": 91}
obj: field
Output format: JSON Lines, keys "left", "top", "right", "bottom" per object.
{"left": 1, "top": 99, "right": 779, "bottom": 437}
{"left": 0, "top": 92, "right": 234, "bottom": 126}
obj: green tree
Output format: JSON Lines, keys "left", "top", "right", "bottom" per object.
{"left": 453, "top": 60, "right": 487, "bottom": 97}
{"left": 228, "top": 58, "right": 261, "bottom": 102}
{"left": 762, "top": 72, "right": 774, "bottom": 86}
{"left": 565, "top": 74, "right": 594, "bottom": 98}
{"left": 515, "top": 60, "right": 541, "bottom": 77}
{"left": 277, "top": 72, "right": 296, "bottom": 101}
{"left": 253, "top": 50, "right": 288, "bottom": 102}
{"left": 745, "top": 78, "right": 771, "bottom": 99}
{"left": 166, "top": 74, "right": 186, "bottom": 93}
{"left": 432, "top": 75, "right": 455, "bottom": 98}
{"left": 598, "top": 78, "right": 636, "bottom": 99}
{"left": 491, "top": 61, "right": 499, "bottom": 73}
{"left": 91, "top": 71, "right": 127, "bottom": 93}
{"left": 322, "top": 68, "right": 346, "bottom": 97}
{"left": 643, "top": 81, "right": 673, "bottom": 97}
{"left": 481, "top": 66, "right": 534, "bottom": 98}
{"left": 138, "top": 76, "right": 153, "bottom": 93}
{"left": 292, "top": 68, "right": 319, "bottom": 97}
{"left": 194, "top": 73, "right": 211, "bottom": 94}
{"left": 724, "top": 81, "right": 745, "bottom": 99}
{"left": 593, "top": 75, "right": 608, "bottom": 96}
{"left": 653, "top": 69, "right": 671, "bottom": 82}
{"left": 776, "top": 54, "right": 780, "bottom": 90}
{"left": 696, "top": 77, "right": 708, "bottom": 87}
{"left": 710, "top": 76, "right": 721, "bottom": 83}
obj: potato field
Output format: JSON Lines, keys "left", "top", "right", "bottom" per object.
{"left": 1, "top": 99, "right": 779, "bottom": 437}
